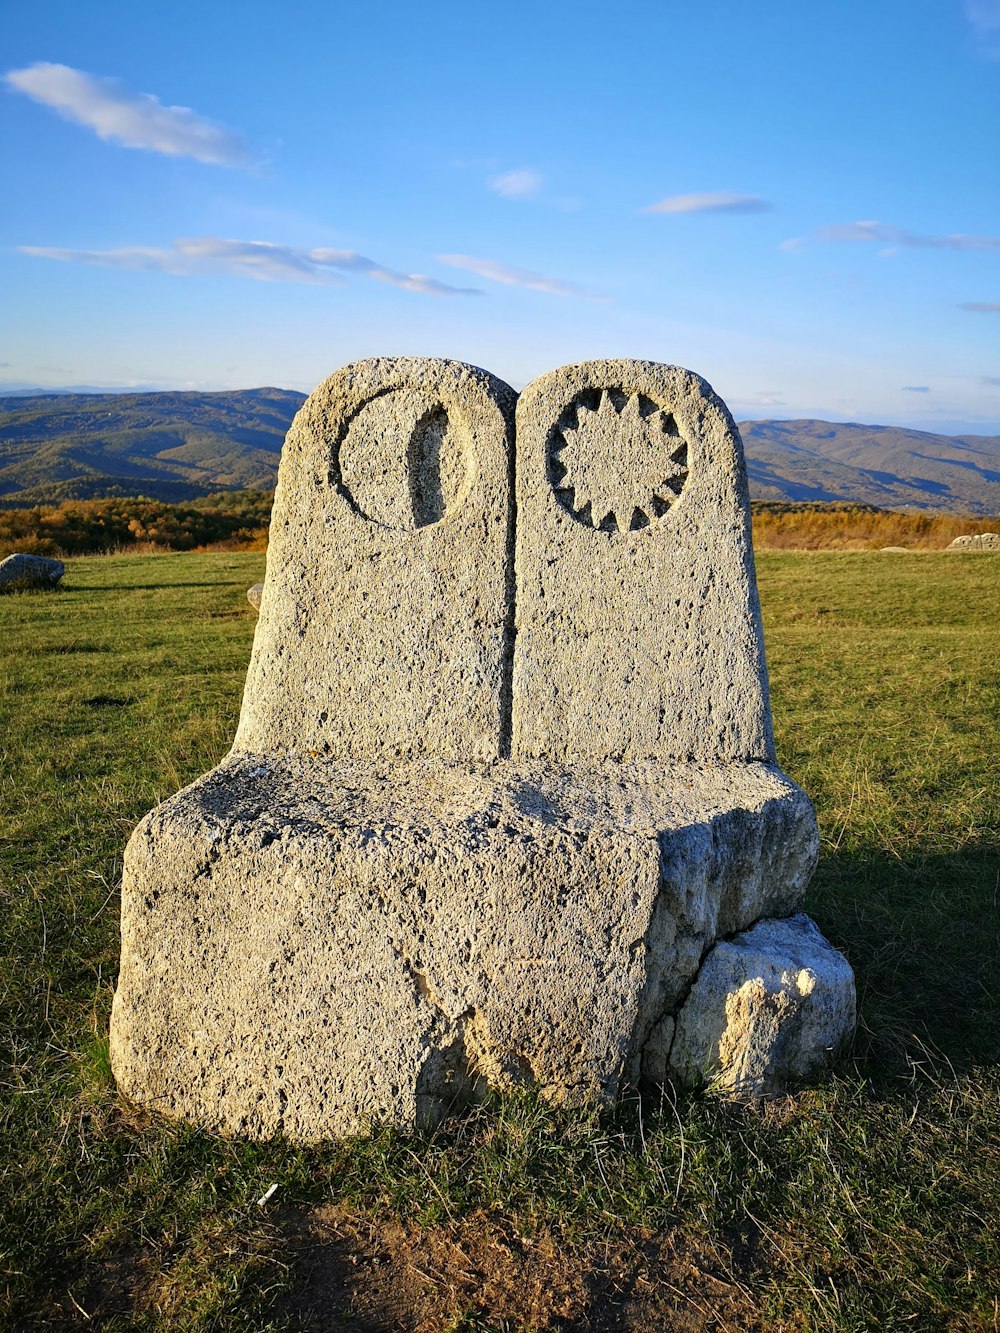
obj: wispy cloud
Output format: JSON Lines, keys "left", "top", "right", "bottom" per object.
{"left": 983, "top": 376, "right": 1000, "bottom": 386}
{"left": 19, "top": 237, "right": 481, "bottom": 295}
{"left": 4, "top": 62, "right": 251, "bottom": 166}
{"left": 739, "top": 391, "right": 786, "bottom": 408}
{"left": 437, "top": 253, "right": 608, "bottom": 301}
{"left": 816, "top": 220, "right": 1000, "bottom": 251}
{"left": 965, "top": 0, "right": 1000, "bottom": 55}
{"left": 960, "top": 301, "right": 1000, "bottom": 312}
{"left": 488, "top": 168, "right": 544, "bottom": 199}
{"left": 640, "top": 192, "right": 771, "bottom": 215}
{"left": 902, "top": 385, "right": 930, "bottom": 393}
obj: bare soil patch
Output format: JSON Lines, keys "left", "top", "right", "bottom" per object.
{"left": 281, "top": 1205, "right": 763, "bottom": 1332}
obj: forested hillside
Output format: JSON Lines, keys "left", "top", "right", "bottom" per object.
{"left": 0, "top": 388, "right": 304, "bottom": 505}
{"left": 3, "top": 389, "right": 1000, "bottom": 514}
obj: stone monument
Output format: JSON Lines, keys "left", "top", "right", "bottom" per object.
{"left": 110, "top": 357, "right": 855, "bottom": 1139}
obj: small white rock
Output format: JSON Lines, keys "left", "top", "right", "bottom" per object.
{"left": 669, "top": 913, "right": 855, "bottom": 1096}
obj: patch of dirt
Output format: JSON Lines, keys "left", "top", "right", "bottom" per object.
{"left": 26, "top": 1207, "right": 769, "bottom": 1331}
{"left": 282, "top": 1205, "right": 766, "bottom": 1332}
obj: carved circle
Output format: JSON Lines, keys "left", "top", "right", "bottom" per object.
{"left": 332, "top": 387, "right": 472, "bottom": 530}
{"left": 547, "top": 388, "right": 689, "bottom": 532}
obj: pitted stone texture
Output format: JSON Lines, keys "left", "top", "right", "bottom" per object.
{"left": 947, "top": 532, "right": 999, "bottom": 550}
{"left": 669, "top": 914, "right": 856, "bottom": 1096}
{"left": 0, "top": 553, "right": 64, "bottom": 587}
{"left": 513, "top": 362, "right": 772, "bottom": 765}
{"left": 111, "top": 356, "right": 848, "bottom": 1138}
{"left": 247, "top": 582, "right": 263, "bottom": 609}
{"left": 234, "top": 358, "right": 516, "bottom": 764}
{"left": 109, "top": 753, "right": 818, "bottom": 1139}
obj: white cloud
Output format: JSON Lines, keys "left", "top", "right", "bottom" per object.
{"left": 4, "top": 62, "right": 251, "bottom": 166}
{"left": 817, "top": 220, "right": 1000, "bottom": 251}
{"left": 902, "top": 385, "right": 930, "bottom": 393}
{"left": 487, "top": 168, "right": 544, "bottom": 198}
{"left": 437, "top": 254, "right": 608, "bottom": 301}
{"left": 739, "top": 391, "right": 786, "bottom": 407}
{"left": 19, "top": 237, "right": 481, "bottom": 295}
{"left": 961, "top": 301, "right": 1000, "bottom": 312}
{"left": 640, "top": 192, "right": 771, "bottom": 215}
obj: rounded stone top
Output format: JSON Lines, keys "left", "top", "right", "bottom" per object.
{"left": 293, "top": 356, "right": 516, "bottom": 536}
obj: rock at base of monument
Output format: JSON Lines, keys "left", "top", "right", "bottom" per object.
{"left": 247, "top": 583, "right": 264, "bottom": 610}
{"left": 947, "top": 532, "right": 999, "bottom": 551}
{"left": 0, "top": 553, "right": 65, "bottom": 589}
{"left": 668, "top": 914, "right": 855, "bottom": 1097}
{"left": 110, "top": 753, "right": 819, "bottom": 1140}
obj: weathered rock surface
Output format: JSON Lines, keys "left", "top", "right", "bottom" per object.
{"left": 513, "top": 362, "right": 772, "bottom": 765}
{"left": 669, "top": 914, "right": 856, "bottom": 1095}
{"left": 112, "top": 753, "right": 818, "bottom": 1137}
{"left": 111, "top": 356, "right": 851, "bottom": 1139}
{"left": 0, "top": 553, "right": 64, "bottom": 587}
{"left": 247, "top": 582, "right": 264, "bottom": 609}
{"left": 235, "top": 357, "right": 515, "bottom": 764}
{"left": 947, "top": 532, "right": 999, "bottom": 550}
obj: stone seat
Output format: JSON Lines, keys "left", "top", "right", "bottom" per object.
{"left": 112, "top": 751, "right": 816, "bottom": 1139}
{"left": 111, "top": 356, "right": 854, "bottom": 1138}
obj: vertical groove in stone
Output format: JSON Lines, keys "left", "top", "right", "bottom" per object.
{"left": 498, "top": 394, "right": 518, "bottom": 759}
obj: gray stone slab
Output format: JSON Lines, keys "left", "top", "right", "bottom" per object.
{"left": 111, "top": 753, "right": 816, "bottom": 1138}
{"left": 234, "top": 357, "right": 516, "bottom": 763}
{"left": 512, "top": 361, "right": 773, "bottom": 764}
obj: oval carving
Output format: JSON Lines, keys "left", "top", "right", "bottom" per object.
{"left": 335, "top": 388, "right": 470, "bottom": 529}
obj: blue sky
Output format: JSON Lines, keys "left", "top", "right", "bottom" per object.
{"left": 2, "top": 0, "right": 998, "bottom": 430}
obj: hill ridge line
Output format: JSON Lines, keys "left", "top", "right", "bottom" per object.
{"left": 2, "top": 390, "right": 998, "bottom": 514}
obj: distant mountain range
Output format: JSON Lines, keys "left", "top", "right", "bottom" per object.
{"left": 740, "top": 419, "right": 1000, "bottom": 514}
{"left": 1, "top": 389, "right": 998, "bottom": 514}
{"left": 0, "top": 389, "right": 305, "bottom": 506}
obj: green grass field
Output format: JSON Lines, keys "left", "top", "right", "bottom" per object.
{"left": 1, "top": 551, "right": 998, "bottom": 1331}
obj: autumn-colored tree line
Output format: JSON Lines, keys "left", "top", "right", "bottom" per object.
{"left": 0, "top": 493, "right": 996, "bottom": 558}
{"left": 750, "top": 501, "right": 998, "bottom": 550}
{"left": 0, "top": 490, "right": 272, "bottom": 558}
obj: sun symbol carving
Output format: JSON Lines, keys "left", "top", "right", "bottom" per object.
{"left": 548, "top": 390, "right": 689, "bottom": 532}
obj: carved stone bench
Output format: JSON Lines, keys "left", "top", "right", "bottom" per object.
{"left": 111, "top": 357, "right": 854, "bottom": 1139}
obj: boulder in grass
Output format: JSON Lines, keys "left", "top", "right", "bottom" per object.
{"left": 247, "top": 583, "right": 264, "bottom": 610}
{"left": 0, "top": 553, "right": 64, "bottom": 589}
{"left": 947, "top": 532, "right": 999, "bottom": 551}
{"left": 669, "top": 914, "right": 856, "bottom": 1096}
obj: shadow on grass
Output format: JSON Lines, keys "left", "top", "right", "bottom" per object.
{"left": 807, "top": 843, "right": 999, "bottom": 1078}
{"left": 78, "top": 581, "right": 243, "bottom": 592}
